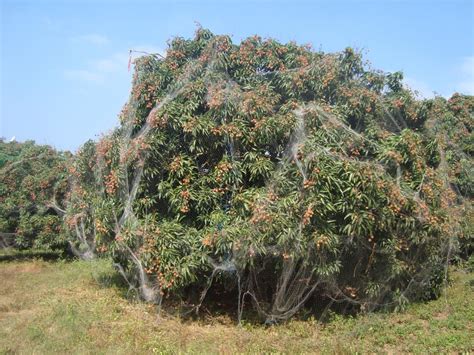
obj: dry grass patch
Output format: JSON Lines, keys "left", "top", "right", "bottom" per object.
{"left": 0, "top": 257, "right": 472, "bottom": 354}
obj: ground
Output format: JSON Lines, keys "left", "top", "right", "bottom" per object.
{"left": 0, "top": 252, "right": 473, "bottom": 354}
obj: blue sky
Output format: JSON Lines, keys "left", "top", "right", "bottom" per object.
{"left": 1, "top": 0, "right": 473, "bottom": 152}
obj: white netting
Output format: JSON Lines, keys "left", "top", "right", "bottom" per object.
{"left": 61, "top": 29, "right": 472, "bottom": 324}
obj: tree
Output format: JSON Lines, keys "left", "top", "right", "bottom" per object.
{"left": 0, "top": 140, "right": 69, "bottom": 251}
{"left": 61, "top": 28, "right": 474, "bottom": 322}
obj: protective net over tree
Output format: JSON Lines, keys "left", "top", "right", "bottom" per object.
{"left": 63, "top": 28, "right": 473, "bottom": 323}
{"left": 0, "top": 141, "right": 69, "bottom": 251}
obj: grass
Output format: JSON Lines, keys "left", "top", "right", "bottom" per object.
{"left": 0, "top": 253, "right": 473, "bottom": 354}
{"left": 0, "top": 248, "right": 66, "bottom": 262}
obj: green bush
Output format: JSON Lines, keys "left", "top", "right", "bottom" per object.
{"left": 61, "top": 29, "right": 474, "bottom": 321}
{"left": 0, "top": 140, "right": 69, "bottom": 251}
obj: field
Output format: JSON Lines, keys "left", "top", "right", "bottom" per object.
{"left": 1, "top": 252, "right": 473, "bottom": 354}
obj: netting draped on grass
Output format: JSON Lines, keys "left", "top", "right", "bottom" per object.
{"left": 62, "top": 28, "right": 472, "bottom": 323}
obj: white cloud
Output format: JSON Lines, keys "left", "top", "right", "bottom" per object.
{"left": 64, "top": 69, "right": 104, "bottom": 84}
{"left": 94, "top": 53, "right": 129, "bottom": 73}
{"left": 73, "top": 34, "right": 110, "bottom": 46}
{"left": 456, "top": 56, "right": 474, "bottom": 95}
{"left": 403, "top": 77, "right": 437, "bottom": 99}
{"left": 64, "top": 44, "right": 164, "bottom": 85}
{"left": 41, "top": 16, "right": 61, "bottom": 31}
{"left": 64, "top": 53, "right": 127, "bottom": 84}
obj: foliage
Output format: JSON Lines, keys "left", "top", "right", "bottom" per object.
{"left": 6, "top": 28, "right": 472, "bottom": 322}
{"left": 0, "top": 139, "right": 69, "bottom": 251}
{"left": 64, "top": 29, "right": 473, "bottom": 321}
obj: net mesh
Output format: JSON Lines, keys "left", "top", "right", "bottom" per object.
{"left": 61, "top": 28, "right": 472, "bottom": 324}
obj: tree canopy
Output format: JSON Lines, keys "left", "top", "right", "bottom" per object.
{"left": 1, "top": 28, "right": 472, "bottom": 323}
